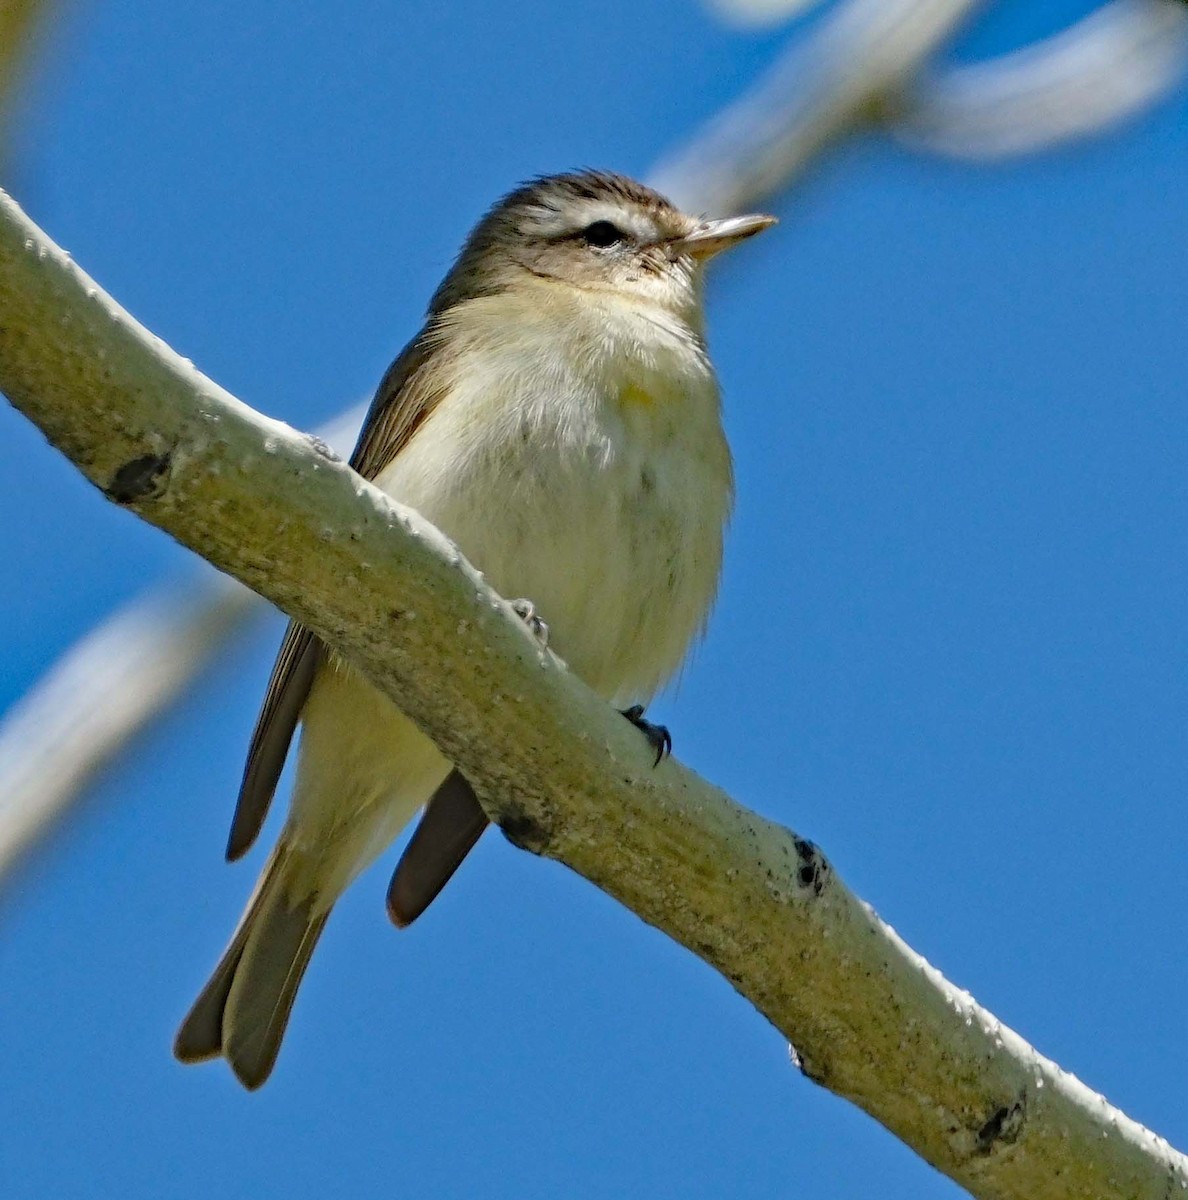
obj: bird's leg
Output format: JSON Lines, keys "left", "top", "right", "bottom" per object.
{"left": 510, "top": 598, "right": 549, "bottom": 648}
{"left": 620, "top": 704, "right": 672, "bottom": 767}
{"left": 510, "top": 602, "right": 665, "bottom": 765}
{"left": 511, "top": 600, "right": 667, "bottom": 765}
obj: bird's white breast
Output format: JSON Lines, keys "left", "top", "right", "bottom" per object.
{"left": 375, "top": 282, "right": 733, "bottom": 705}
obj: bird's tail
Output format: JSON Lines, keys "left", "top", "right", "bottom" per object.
{"left": 173, "top": 845, "right": 328, "bottom": 1090}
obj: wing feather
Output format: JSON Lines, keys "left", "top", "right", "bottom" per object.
{"left": 226, "top": 622, "right": 321, "bottom": 861}
{"left": 386, "top": 771, "right": 489, "bottom": 927}
{"left": 224, "top": 325, "right": 448, "bottom": 859}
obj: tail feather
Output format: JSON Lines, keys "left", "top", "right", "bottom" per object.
{"left": 223, "top": 895, "right": 327, "bottom": 1090}
{"left": 174, "top": 848, "right": 329, "bottom": 1090}
{"left": 173, "top": 921, "right": 250, "bottom": 1064}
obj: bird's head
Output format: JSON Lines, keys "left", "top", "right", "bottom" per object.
{"left": 430, "top": 170, "right": 775, "bottom": 327}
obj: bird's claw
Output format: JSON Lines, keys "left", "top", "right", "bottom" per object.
{"left": 621, "top": 704, "right": 672, "bottom": 767}
{"left": 511, "top": 598, "right": 550, "bottom": 648}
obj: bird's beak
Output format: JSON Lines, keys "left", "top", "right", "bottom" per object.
{"left": 668, "top": 213, "right": 777, "bottom": 260}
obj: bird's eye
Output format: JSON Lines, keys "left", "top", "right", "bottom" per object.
{"left": 580, "top": 220, "right": 625, "bottom": 249}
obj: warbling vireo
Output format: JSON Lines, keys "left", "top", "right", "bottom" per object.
{"left": 174, "top": 170, "right": 775, "bottom": 1088}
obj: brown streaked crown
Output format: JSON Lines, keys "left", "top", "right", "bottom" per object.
{"left": 428, "top": 170, "right": 699, "bottom": 314}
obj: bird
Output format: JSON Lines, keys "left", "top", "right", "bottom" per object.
{"left": 173, "top": 169, "right": 775, "bottom": 1089}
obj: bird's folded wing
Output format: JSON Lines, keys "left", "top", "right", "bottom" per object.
{"left": 386, "top": 770, "right": 489, "bottom": 927}
{"left": 226, "top": 621, "right": 322, "bottom": 860}
{"left": 226, "top": 326, "right": 451, "bottom": 862}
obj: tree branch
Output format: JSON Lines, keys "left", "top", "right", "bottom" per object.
{"left": 651, "top": 0, "right": 987, "bottom": 212}
{"left": 1, "top": 186, "right": 1184, "bottom": 1199}
{"left": 7, "top": 0, "right": 1185, "bottom": 894}
{"left": 0, "top": 405, "right": 366, "bottom": 882}
{"left": 890, "top": 0, "right": 1188, "bottom": 160}
{"left": 0, "top": 576, "right": 259, "bottom": 881}
{"left": 0, "top": 0, "right": 53, "bottom": 134}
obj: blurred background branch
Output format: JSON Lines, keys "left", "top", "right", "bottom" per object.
{"left": 1, "top": 0, "right": 1185, "bottom": 891}
{"left": 0, "top": 579, "right": 255, "bottom": 880}
{"left": 0, "top": 1, "right": 53, "bottom": 140}
{"left": 890, "top": 0, "right": 1188, "bottom": 160}
{"left": 4, "top": 178, "right": 1187, "bottom": 1198}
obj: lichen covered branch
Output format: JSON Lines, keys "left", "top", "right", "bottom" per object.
{"left": 1, "top": 187, "right": 1185, "bottom": 1200}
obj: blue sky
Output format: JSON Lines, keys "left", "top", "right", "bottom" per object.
{"left": 2, "top": 1, "right": 1186, "bottom": 1196}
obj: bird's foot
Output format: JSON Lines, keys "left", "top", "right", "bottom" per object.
{"left": 621, "top": 704, "right": 672, "bottom": 767}
{"left": 510, "top": 598, "right": 549, "bottom": 648}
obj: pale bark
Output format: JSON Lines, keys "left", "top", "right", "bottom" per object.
{"left": 892, "top": 0, "right": 1188, "bottom": 160}
{"left": 4, "top": 0, "right": 1185, "bottom": 888}
{"left": 1, "top": 183, "right": 1185, "bottom": 1200}
{"left": 0, "top": 577, "right": 258, "bottom": 880}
